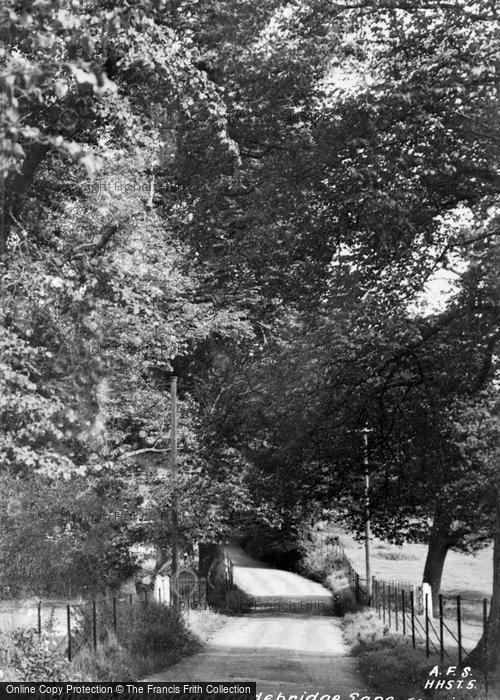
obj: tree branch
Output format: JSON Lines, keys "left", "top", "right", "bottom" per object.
{"left": 121, "top": 448, "right": 170, "bottom": 458}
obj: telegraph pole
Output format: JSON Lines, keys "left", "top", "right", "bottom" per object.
{"left": 170, "top": 376, "right": 180, "bottom": 609}
{"left": 362, "top": 424, "right": 373, "bottom": 603}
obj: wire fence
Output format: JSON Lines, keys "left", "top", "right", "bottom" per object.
{"left": 0, "top": 552, "right": 238, "bottom": 673}
{"left": 1, "top": 545, "right": 491, "bottom": 693}
{"left": 0, "top": 571, "right": 214, "bottom": 665}
{"left": 336, "top": 543, "right": 492, "bottom": 697}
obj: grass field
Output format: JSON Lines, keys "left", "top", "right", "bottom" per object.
{"left": 336, "top": 531, "right": 493, "bottom": 599}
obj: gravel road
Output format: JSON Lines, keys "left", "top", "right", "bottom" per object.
{"left": 148, "top": 547, "right": 370, "bottom": 697}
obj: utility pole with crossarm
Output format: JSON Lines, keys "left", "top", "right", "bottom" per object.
{"left": 361, "top": 424, "right": 373, "bottom": 603}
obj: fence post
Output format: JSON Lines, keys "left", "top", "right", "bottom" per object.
{"left": 92, "top": 600, "right": 97, "bottom": 651}
{"left": 439, "top": 594, "right": 444, "bottom": 662}
{"left": 425, "top": 593, "right": 430, "bottom": 657}
{"left": 402, "top": 589, "right": 406, "bottom": 636}
{"left": 457, "top": 595, "right": 462, "bottom": 666}
{"left": 37, "top": 601, "right": 42, "bottom": 635}
{"left": 371, "top": 576, "right": 375, "bottom": 607}
{"left": 410, "top": 590, "right": 416, "bottom": 648}
{"left": 113, "top": 597, "right": 117, "bottom": 632}
{"left": 66, "top": 605, "right": 72, "bottom": 662}
{"left": 355, "top": 573, "right": 360, "bottom": 602}
{"left": 483, "top": 598, "right": 489, "bottom": 696}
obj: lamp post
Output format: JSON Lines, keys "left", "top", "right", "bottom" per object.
{"left": 170, "top": 376, "right": 180, "bottom": 610}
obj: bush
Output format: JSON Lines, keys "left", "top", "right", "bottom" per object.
{"left": 1, "top": 629, "right": 84, "bottom": 682}
{"left": 298, "top": 528, "right": 345, "bottom": 582}
{"left": 0, "top": 602, "right": 207, "bottom": 681}
{"left": 0, "top": 473, "right": 139, "bottom": 598}
{"left": 326, "top": 570, "right": 361, "bottom": 615}
{"left": 297, "top": 522, "right": 360, "bottom": 614}
{"left": 333, "top": 588, "right": 361, "bottom": 615}
{"left": 127, "top": 603, "right": 199, "bottom": 657}
{"left": 376, "top": 551, "right": 418, "bottom": 561}
{"left": 300, "top": 549, "right": 346, "bottom": 581}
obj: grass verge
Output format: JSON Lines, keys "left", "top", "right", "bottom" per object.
{"left": 73, "top": 601, "right": 202, "bottom": 680}
{"left": 183, "top": 607, "right": 227, "bottom": 643}
{"left": 343, "top": 610, "right": 496, "bottom": 700}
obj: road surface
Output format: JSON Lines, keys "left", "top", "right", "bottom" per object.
{"left": 147, "top": 546, "right": 369, "bottom": 696}
{"left": 225, "top": 544, "right": 333, "bottom": 606}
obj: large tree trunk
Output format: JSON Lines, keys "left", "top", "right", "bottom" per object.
{"left": 466, "top": 486, "right": 500, "bottom": 685}
{"left": 422, "top": 505, "right": 452, "bottom": 613}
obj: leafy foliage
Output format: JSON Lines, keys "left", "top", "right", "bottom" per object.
{"left": 0, "top": 469, "right": 141, "bottom": 595}
{"left": 2, "top": 628, "right": 81, "bottom": 682}
{"left": 0, "top": 2, "right": 498, "bottom": 657}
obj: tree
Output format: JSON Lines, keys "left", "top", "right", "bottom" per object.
{"left": 159, "top": 0, "right": 500, "bottom": 579}
{"left": 1, "top": 0, "right": 499, "bottom": 622}
{"left": 464, "top": 396, "right": 500, "bottom": 683}
{"left": 0, "top": 0, "right": 261, "bottom": 593}
{"left": 0, "top": 467, "right": 142, "bottom": 595}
